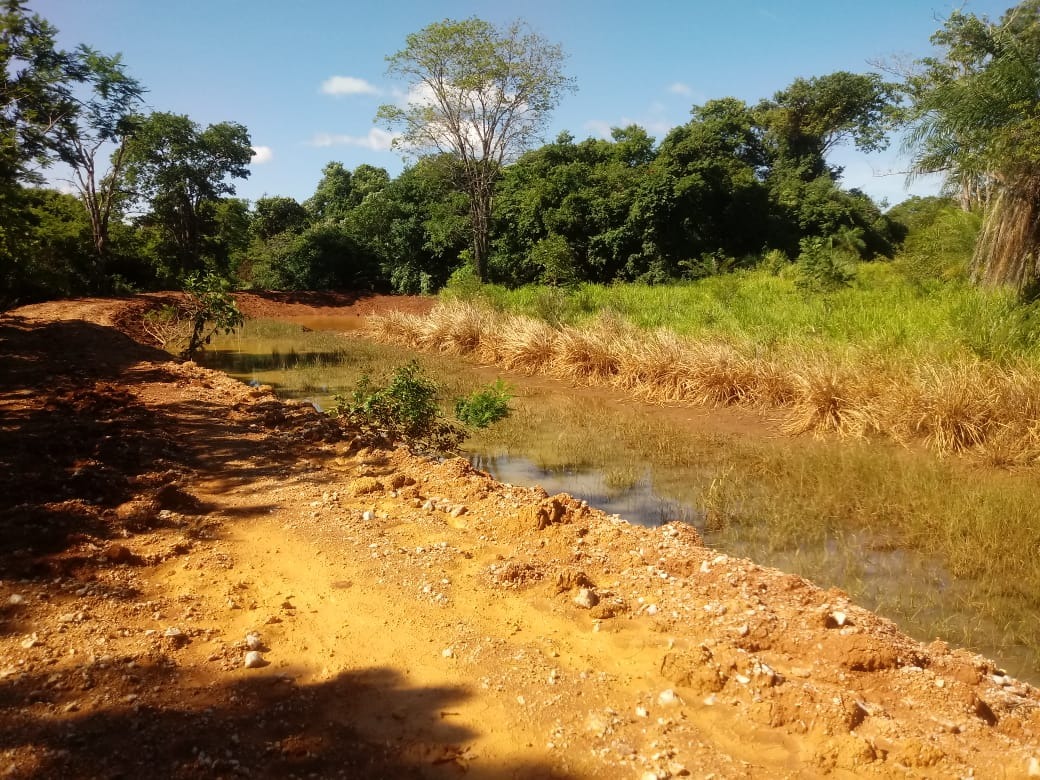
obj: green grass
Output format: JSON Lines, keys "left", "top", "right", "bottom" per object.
{"left": 444, "top": 263, "right": 1040, "bottom": 366}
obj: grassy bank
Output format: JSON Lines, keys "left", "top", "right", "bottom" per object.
{"left": 369, "top": 268, "right": 1040, "bottom": 464}
{"left": 446, "top": 264, "right": 1040, "bottom": 365}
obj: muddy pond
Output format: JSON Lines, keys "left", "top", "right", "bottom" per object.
{"left": 200, "top": 317, "right": 1040, "bottom": 683}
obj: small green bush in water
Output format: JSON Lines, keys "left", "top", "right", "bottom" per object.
{"left": 331, "top": 361, "right": 463, "bottom": 452}
{"left": 455, "top": 380, "right": 512, "bottom": 428}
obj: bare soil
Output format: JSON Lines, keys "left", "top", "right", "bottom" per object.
{"left": 1, "top": 293, "right": 1038, "bottom": 779}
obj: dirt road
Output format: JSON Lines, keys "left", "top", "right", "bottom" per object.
{"left": 1, "top": 295, "right": 1038, "bottom": 778}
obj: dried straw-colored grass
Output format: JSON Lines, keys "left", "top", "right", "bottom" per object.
{"left": 496, "top": 315, "right": 559, "bottom": 374}
{"left": 554, "top": 324, "right": 623, "bottom": 383}
{"left": 779, "top": 364, "right": 883, "bottom": 439}
{"left": 366, "top": 300, "right": 1040, "bottom": 461}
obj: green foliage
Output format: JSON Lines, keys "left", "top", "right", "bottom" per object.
{"left": 903, "top": 3, "right": 1040, "bottom": 289}
{"left": 794, "top": 238, "right": 856, "bottom": 294}
{"left": 378, "top": 17, "right": 575, "bottom": 281}
{"left": 248, "top": 223, "right": 377, "bottom": 291}
{"left": 252, "top": 196, "right": 309, "bottom": 240}
{"left": 760, "top": 248, "right": 791, "bottom": 275}
{"left": 122, "top": 112, "right": 253, "bottom": 281}
{"left": 895, "top": 203, "right": 981, "bottom": 292}
{"left": 330, "top": 361, "right": 464, "bottom": 452}
{"left": 454, "top": 380, "right": 513, "bottom": 428}
{"left": 531, "top": 233, "right": 578, "bottom": 287}
{"left": 181, "top": 272, "right": 244, "bottom": 359}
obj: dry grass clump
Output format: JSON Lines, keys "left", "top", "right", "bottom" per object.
{"left": 780, "top": 365, "right": 881, "bottom": 438}
{"left": 368, "top": 300, "right": 1040, "bottom": 462}
{"left": 495, "top": 315, "right": 559, "bottom": 373}
{"left": 553, "top": 320, "right": 625, "bottom": 383}
{"left": 614, "top": 330, "right": 696, "bottom": 402}
{"left": 367, "top": 309, "right": 425, "bottom": 345}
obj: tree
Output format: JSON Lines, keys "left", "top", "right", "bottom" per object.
{"left": 377, "top": 17, "right": 575, "bottom": 282}
{"left": 252, "top": 195, "right": 308, "bottom": 240}
{"left": 903, "top": 2, "right": 1040, "bottom": 290}
{"left": 121, "top": 112, "right": 252, "bottom": 281}
{"left": 52, "top": 49, "right": 144, "bottom": 275}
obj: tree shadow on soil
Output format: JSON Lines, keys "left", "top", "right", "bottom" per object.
{"left": 0, "top": 663, "right": 571, "bottom": 779}
{"left": 0, "top": 315, "right": 338, "bottom": 578}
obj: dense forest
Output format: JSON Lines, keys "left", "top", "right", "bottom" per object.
{"left": 2, "top": 1, "right": 1039, "bottom": 306}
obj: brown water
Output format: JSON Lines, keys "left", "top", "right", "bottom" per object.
{"left": 199, "top": 319, "right": 1040, "bottom": 683}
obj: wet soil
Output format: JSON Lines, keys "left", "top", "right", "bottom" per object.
{"left": 1, "top": 293, "right": 1038, "bottom": 779}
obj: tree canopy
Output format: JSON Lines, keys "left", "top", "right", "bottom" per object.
{"left": 903, "top": 1, "right": 1040, "bottom": 290}
{"left": 377, "top": 17, "right": 575, "bottom": 282}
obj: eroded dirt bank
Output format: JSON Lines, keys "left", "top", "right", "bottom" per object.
{"left": 1, "top": 295, "right": 1038, "bottom": 779}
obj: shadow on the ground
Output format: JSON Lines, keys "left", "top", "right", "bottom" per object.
{"left": 0, "top": 315, "right": 339, "bottom": 577}
{"left": 0, "top": 663, "right": 571, "bottom": 779}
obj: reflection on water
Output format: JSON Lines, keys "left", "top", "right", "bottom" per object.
{"left": 469, "top": 454, "right": 696, "bottom": 527}
{"left": 200, "top": 320, "right": 1040, "bottom": 683}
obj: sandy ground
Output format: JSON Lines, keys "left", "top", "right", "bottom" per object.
{"left": 1, "top": 293, "right": 1039, "bottom": 779}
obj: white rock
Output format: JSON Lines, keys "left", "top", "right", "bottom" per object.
{"left": 635, "top": 706, "right": 649, "bottom": 718}
{"left": 442, "top": 647, "right": 454, "bottom": 658}
{"left": 574, "top": 588, "right": 599, "bottom": 609}
{"left": 163, "top": 627, "right": 183, "bottom": 639}
{"left": 243, "top": 651, "right": 265, "bottom": 668}
{"left": 657, "top": 689, "right": 677, "bottom": 706}
{"left": 245, "top": 632, "right": 262, "bottom": 650}
{"left": 20, "top": 634, "right": 40, "bottom": 649}
{"left": 646, "top": 604, "right": 658, "bottom": 616}
{"left": 831, "top": 611, "right": 847, "bottom": 627}
{"left": 8, "top": 594, "right": 25, "bottom": 606}
{"left": 1029, "top": 756, "right": 1040, "bottom": 777}
{"left": 362, "top": 510, "right": 374, "bottom": 522}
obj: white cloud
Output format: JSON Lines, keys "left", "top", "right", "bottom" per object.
{"left": 321, "top": 75, "right": 379, "bottom": 96}
{"left": 250, "top": 145, "right": 273, "bottom": 164}
{"left": 308, "top": 128, "right": 398, "bottom": 151}
{"left": 668, "top": 82, "right": 693, "bottom": 96}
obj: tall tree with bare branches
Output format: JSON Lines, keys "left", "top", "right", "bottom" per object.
{"left": 377, "top": 17, "right": 575, "bottom": 282}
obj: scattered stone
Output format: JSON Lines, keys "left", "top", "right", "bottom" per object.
{"left": 658, "top": 689, "right": 678, "bottom": 706}
{"left": 347, "top": 477, "right": 383, "bottom": 497}
{"left": 574, "top": 588, "right": 599, "bottom": 609}
{"left": 103, "top": 542, "right": 134, "bottom": 563}
{"left": 244, "top": 651, "right": 266, "bottom": 668}
{"left": 163, "top": 627, "right": 188, "bottom": 647}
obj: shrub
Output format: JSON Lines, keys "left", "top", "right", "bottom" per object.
{"left": 794, "top": 238, "right": 856, "bottom": 293}
{"left": 142, "top": 272, "right": 243, "bottom": 359}
{"left": 455, "top": 380, "right": 513, "bottom": 428}
{"left": 330, "top": 361, "right": 464, "bottom": 452}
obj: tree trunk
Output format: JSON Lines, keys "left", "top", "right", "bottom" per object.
{"left": 468, "top": 177, "right": 494, "bottom": 283}
{"left": 971, "top": 175, "right": 1040, "bottom": 291}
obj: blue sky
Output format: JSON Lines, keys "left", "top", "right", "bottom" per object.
{"left": 33, "top": 0, "right": 1011, "bottom": 207}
